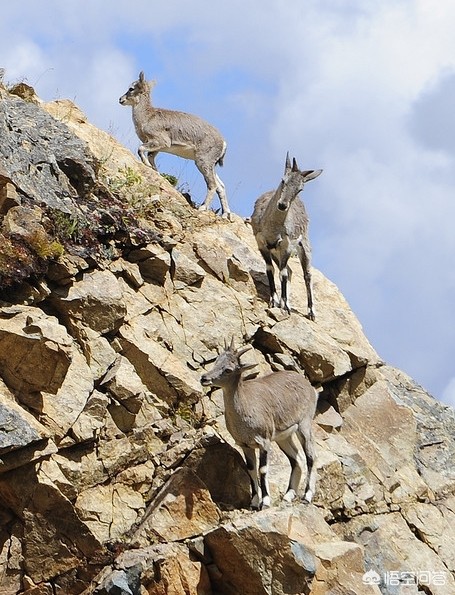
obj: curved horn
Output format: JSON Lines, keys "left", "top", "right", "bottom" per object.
{"left": 223, "top": 337, "right": 236, "bottom": 352}
{"left": 292, "top": 157, "right": 299, "bottom": 172}
{"left": 241, "top": 362, "right": 258, "bottom": 373}
{"left": 285, "top": 152, "right": 291, "bottom": 173}
{"left": 235, "top": 344, "right": 253, "bottom": 358}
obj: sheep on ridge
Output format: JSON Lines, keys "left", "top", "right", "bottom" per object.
{"left": 201, "top": 339, "right": 318, "bottom": 509}
{"left": 251, "top": 153, "right": 322, "bottom": 319}
{"left": 119, "top": 71, "right": 231, "bottom": 217}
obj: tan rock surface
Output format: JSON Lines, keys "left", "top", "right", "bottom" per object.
{"left": 0, "top": 85, "right": 453, "bottom": 594}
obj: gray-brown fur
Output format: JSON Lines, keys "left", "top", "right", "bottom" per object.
{"left": 251, "top": 153, "right": 322, "bottom": 319}
{"left": 119, "top": 72, "right": 230, "bottom": 217}
{"left": 200, "top": 339, "right": 318, "bottom": 509}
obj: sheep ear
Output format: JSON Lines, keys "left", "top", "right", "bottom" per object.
{"left": 139, "top": 71, "right": 145, "bottom": 83}
{"left": 285, "top": 152, "right": 291, "bottom": 173}
{"left": 303, "top": 169, "right": 323, "bottom": 182}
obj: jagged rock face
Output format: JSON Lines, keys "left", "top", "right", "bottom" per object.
{"left": 0, "top": 83, "right": 454, "bottom": 595}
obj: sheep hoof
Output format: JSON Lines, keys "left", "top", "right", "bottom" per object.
{"left": 269, "top": 295, "right": 281, "bottom": 309}
{"left": 283, "top": 489, "right": 296, "bottom": 503}
{"left": 280, "top": 299, "right": 291, "bottom": 314}
{"left": 261, "top": 496, "right": 271, "bottom": 509}
{"left": 304, "top": 489, "right": 313, "bottom": 503}
{"left": 251, "top": 495, "right": 261, "bottom": 510}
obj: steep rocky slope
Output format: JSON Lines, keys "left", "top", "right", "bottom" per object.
{"left": 0, "top": 81, "right": 454, "bottom": 595}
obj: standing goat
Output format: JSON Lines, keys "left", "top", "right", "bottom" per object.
{"left": 200, "top": 339, "right": 318, "bottom": 509}
{"left": 251, "top": 153, "right": 322, "bottom": 319}
{"left": 119, "top": 72, "right": 231, "bottom": 217}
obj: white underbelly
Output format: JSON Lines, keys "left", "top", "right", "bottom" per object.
{"left": 164, "top": 144, "right": 196, "bottom": 160}
{"left": 274, "top": 424, "right": 298, "bottom": 442}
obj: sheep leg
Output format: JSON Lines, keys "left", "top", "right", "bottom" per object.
{"left": 277, "top": 434, "right": 304, "bottom": 502}
{"left": 198, "top": 184, "right": 218, "bottom": 212}
{"left": 260, "top": 249, "right": 279, "bottom": 307}
{"left": 242, "top": 446, "right": 261, "bottom": 510}
{"left": 138, "top": 143, "right": 159, "bottom": 169}
{"left": 215, "top": 173, "right": 231, "bottom": 218}
{"left": 296, "top": 422, "right": 317, "bottom": 502}
{"left": 196, "top": 160, "right": 220, "bottom": 213}
{"left": 259, "top": 449, "right": 271, "bottom": 508}
{"left": 279, "top": 264, "right": 292, "bottom": 313}
{"left": 297, "top": 241, "right": 315, "bottom": 320}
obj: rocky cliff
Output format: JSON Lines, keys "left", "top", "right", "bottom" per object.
{"left": 0, "top": 81, "right": 454, "bottom": 595}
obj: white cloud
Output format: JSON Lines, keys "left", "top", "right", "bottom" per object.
{"left": 2, "top": 40, "right": 47, "bottom": 82}
{"left": 258, "top": 0, "right": 455, "bottom": 402}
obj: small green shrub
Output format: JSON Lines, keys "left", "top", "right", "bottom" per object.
{"left": 161, "top": 173, "right": 178, "bottom": 187}
{"left": 109, "top": 167, "right": 143, "bottom": 193}
{"left": 50, "top": 210, "right": 80, "bottom": 241}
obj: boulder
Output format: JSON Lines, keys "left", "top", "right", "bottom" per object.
{"left": 340, "top": 378, "right": 430, "bottom": 507}
{"left": 254, "top": 317, "right": 352, "bottom": 383}
{"left": 0, "top": 461, "right": 105, "bottom": 592}
{"left": 337, "top": 512, "right": 455, "bottom": 594}
{"left": 401, "top": 501, "right": 455, "bottom": 572}
{"left": 101, "top": 355, "right": 148, "bottom": 414}
{"left": 204, "top": 508, "right": 316, "bottom": 595}
{"left": 75, "top": 482, "right": 145, "bottom": 543}
{"left": 0, "top": 306, "right": 72, "bottom": 394}
{"left": 0, "top": 378, "right": 56, "bottom": 473}
{"left": 171, "top": 247, "right": 206, "bottom": 289}
{"left": 0, "top": 92, "right": 97, "bottom": 212}
{"left": 119, "top": 317, "right": 203, "bottom": 405}
{"left": 95, "top": 543, "right": 211, "bottom": 595}
{"left": 51, "top": 269, "right": 126, "bottom": 335}
{"left": 132, "top": 467, "right": 221, "bottom": 548}
{"left": 203, "top": 504, "right": 378, "bottom": 595}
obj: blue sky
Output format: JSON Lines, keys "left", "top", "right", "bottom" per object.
{"left": 1, "top": 0, "right": 455, "bottom": 406}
